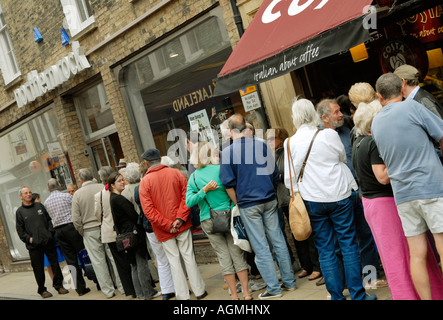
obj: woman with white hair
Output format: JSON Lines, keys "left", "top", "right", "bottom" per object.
{"left": 352, "top": 100, "right": 443, "bottom": 300}
{"left": 284, "top": 98, "right": 375, "bottom": 300}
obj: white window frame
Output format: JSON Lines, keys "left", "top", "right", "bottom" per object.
{"left": 0, "top": 5, "right": 20, "bottom": 85}
{"left": 61, "top": 0, "right": 95, "bottom": 37}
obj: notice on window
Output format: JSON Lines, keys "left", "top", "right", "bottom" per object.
{"left": 188, "top": 110, "right": 217, "bottom": 146}
{"left": 240, "top": 86, "right": 261, "bottom": 112}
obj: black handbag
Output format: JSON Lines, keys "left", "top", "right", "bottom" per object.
{"left": 115, "top": 225, "right": 139, "bottom": 252}
{"left": 193, "top": 174, "right": 231, "bottom": 234}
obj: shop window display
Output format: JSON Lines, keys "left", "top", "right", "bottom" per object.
{"left": 0, "top": 106, "right": 74, "bottom": 260}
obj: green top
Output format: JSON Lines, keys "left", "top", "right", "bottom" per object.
{"left": 186, "top": 165, "right": 233, "bottom": 222}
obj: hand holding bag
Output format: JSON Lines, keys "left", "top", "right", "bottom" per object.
{"left": 286, "top": 129, "right": 320, "bottom": 241}
{"left": 193, "top": 174, "right": 231, "bottom": 234}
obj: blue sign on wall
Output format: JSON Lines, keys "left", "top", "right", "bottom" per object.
{"left": 61, "top": 28, "right": 70, "bottom": 46}
{"left": 33, "top": 27, "right": 43, "bottom": 43}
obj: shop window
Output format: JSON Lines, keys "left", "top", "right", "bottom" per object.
{"left": 118, "top": 7, "right": 269, "bottom": 161}
{"left": 0, "top": 5, "right": 20, "bottom": 85}
{"left": 74, "top": 82, "right": 115, "bottom": 141}
{"left": 61, "top": 0, "right": 95, "bottom": 37}
{"left": 0, "top": 106, "right": 75, "bottom": 261}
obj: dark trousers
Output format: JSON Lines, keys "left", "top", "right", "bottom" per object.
{"left": 55, "top": 223, "right": 88, "bottom": 294}
{"left": 108, "top": 241, "right": 136, "bottom": 297}
{"left": 282, "top": 206, "right": 321, "bottom": 273}
{"left": 28, "top": 238, "right": 64, "bottom": 294}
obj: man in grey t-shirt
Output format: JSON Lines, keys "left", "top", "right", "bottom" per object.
{"left": 372, "top": 72, "right": 443, "bottom": 300}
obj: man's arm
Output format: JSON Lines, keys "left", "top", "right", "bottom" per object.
{"left": 71, "top": 196, "right": 84, "bottom": 236}
{"left": 139, "top": 180, "right": 175, "bottom": 233}
{"left": 16, "top": 210, "right": 31, "bottom": 244}
{"left": 225, "top": 188, "right": 238, "bottom": 205}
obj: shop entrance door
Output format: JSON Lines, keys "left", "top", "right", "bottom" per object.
{"left": 87, "top": 132, "right": 123, "bottom": 181}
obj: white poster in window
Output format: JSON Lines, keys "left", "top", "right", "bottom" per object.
{"left": 188, "top": 110, "right": 217, "bottom": 146}
{"left": 240, "top": 86, "right": 261, "bottom": 112}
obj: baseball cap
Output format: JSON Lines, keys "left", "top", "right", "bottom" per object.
{"left": 141, "top": 148, "right": 161, "bottom": 161}
{"left": 394, "top": 64, "right": 420, "bottom": 81}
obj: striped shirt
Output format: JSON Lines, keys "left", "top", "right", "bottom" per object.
{"left": 44, "top": 190, "right": 73, "bottom": 228}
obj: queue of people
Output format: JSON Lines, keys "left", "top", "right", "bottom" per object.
{"left": 15, "top": 64, "right": 443, "bottom": 301}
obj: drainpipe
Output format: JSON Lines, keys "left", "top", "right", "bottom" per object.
{"left": 230, "top": 0, "right": 244, "bottom": 37}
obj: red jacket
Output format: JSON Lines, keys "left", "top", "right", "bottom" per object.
{"left": 139, "top": 165, "right": 191, "bottom": 242}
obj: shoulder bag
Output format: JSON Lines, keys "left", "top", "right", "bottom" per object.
{"left": 115, "top": 225, "right": 139, "bottom": 252}
{"left": 193, "top": 174, "right": 231, "bottom": 234}
{"left": 113, "top": 195, "right": 139, "bottom": 252}
{"left": 286, "top": 129, "right": 320, "bottom": 241}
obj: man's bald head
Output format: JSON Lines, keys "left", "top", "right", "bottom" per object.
{"left": 228, "top": 114, "right": 246, "bottom": 132}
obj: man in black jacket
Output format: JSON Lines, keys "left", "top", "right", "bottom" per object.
{"left": 394, "top": 64, "right": 443, "bottom": 119}
{"left": 16, "top": 186, "right": 68, "bottom": 298}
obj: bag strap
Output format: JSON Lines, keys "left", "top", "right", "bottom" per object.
{"left": 287, "top": 128, "right": 321, "bottom": 195}
{"left": 193, "top": 173, "right": 213, "bottom": 209}
{"left": 298, "top": 128, "right": 321, "bottom": 182}
{"left": 287, "top": 139, "right": 296, "bottom": 197}
{"left": 100, "top": 190, "right": 104, "bottom": 223}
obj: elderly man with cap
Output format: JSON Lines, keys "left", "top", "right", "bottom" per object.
{"left": 394, "top": 64, "right": 443, "bottom": 119}
{"left": 138, "top": 148, "right": 207, "bottom": 300}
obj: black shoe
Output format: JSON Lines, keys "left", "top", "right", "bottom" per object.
{"left": 162, "top": 292, "right": 176, "bottom": 300}
{"left": 78, "top": 288, "right": 91, "bottom": 296}
{"left": 258, "top": 291, "right": 282, "bottom": 300}
{"left": 196, "top": 291, "right": 208, "bottom": 300}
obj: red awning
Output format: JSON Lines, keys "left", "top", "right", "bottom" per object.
{"left": 214, "top": 0, "right": 374, "bottom": 96}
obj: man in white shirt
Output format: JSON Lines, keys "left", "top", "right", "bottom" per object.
{"left": 317, "top": 99, "right": 386, "bottom": 289}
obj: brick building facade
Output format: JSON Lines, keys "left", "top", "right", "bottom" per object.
{"left": 0, "top": 0, "right": 250, "bottom": 272}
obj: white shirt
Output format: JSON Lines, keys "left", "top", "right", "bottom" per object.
{"left": 406, "top": 86, "right": 420, "bottom": 100}
{"left": 284, "top": 125, "right": 358, "bottom": 202}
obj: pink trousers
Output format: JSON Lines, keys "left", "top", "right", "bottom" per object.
{"left": 362, "top": 196, "right": 443, "bottom": 300}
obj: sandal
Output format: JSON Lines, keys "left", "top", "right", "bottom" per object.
{"left": 297, "top": 270, "right": 309, "bottom": 278}
{"left": 308, "top": 271, "right": 322, "bottom": 281}
{"left": 244, "top": 294, "right": 253, "bottom": 301}
{"left": 232, "top": 297, "right": 241, "bottom": 300}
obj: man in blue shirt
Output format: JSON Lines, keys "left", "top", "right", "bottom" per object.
{"left": 372, "top": 72, "right": 443, "bottom": 300}
{"left": 220, "top": 114, "right": 295, "bottom": 299}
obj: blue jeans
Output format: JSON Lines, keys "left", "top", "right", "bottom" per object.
{"left": 305, "top": 197, "right": 366, "bottom": 300}
{"left": 239, "top": 199, "right": 296, "bottom": 295}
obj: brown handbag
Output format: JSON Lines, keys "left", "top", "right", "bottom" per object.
{"left": 286, "top": 129, "right": 320, "bottom": 241}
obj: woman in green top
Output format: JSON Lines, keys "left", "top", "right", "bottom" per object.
{"left": 186, "top": 141, "right": 252, "bottom": 300}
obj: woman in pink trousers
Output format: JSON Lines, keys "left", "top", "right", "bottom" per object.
{"left": 352, "top": 100, "right": 443, "bottom": 300}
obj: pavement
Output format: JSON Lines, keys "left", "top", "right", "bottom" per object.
{"left": 0, "top": 261, "right": 392, "bottom": 301}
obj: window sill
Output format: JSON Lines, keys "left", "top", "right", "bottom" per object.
{"left": 70, "top": 21, "right": 97, "bottom": 42}
{"left": 3, "top": 75, "right": 22, "bottom": 90}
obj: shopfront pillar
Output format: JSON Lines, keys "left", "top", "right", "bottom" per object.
{"left": 101, "top": 67, "right": 140, "bottom": 164}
